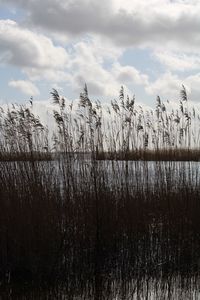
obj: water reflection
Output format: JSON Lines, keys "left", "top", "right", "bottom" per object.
{"left": 0, "top": 160, "right": 200, "bottom": 299}
{"left": 1, "top": 276, "right": 200, "bottom": 299}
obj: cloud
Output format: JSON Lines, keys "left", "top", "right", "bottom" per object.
{"left": 0, "top": 19, "right": 69, "bottom": 71}
{"left": 0, "top": 19, "right": 128, "bottom": 97}
{"left": 153, "top": 51, "right": 200, "bottom": 71}
{"left": 145, "top": 72, "right": 200, "bottom": 102}
{"left": 8, "top": 80, "right": 40, "bottom": 96}
{"left": 62, "top": 38, "right": 123, "bottom": 97}
{"left": 0, "top": 19, "right": 72, "bottom": 85}
{"left": 2, "top": 1, "right": 200, "bottom": 104}
{"left": 64, "top": 39, "right": 149, "bottom": 98}
{"left": 145, "top": 72, "right": 183, "bottom": 99}
{"left": 184, "top": 74, "right": 200, "bottom": 102}
{"left": 2, "top": 0, "right": 200, "bottom": 52}
{"left": 112, "top": 62, "right": 149, "bottom": 86}
{"left": 0, "top": 19, "right": 145, "bottom": 99}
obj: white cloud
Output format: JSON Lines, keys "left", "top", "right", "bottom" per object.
{"left": 8, "top": 80, "right": 40, "bottom": 96}
{"left": 184, "top": 74, "right": 200, "bottom": 102}
{"left": 2, "top": 0, "right": 200, "bottom": 105}
{"left": 154, "top": 51, "right": 200, "bottom": 71}
{"left": 0, "top": 19, "right": 69, "bottom": 72}
{"left": 2, "top": 0, "right": 200, "bottom": 52}
{"left": 112, "top": 62, "right": 149, "bottom": 86}
{"left": 64, "top": 39, "right": 150, "bottom": 98}
{"left": 63, "top": 39, "right": 123, "bottom": 97}
{"left": 145, "top": 72, "right": 183, "bottom": 99}
{"left": 145, "top": 72, "right": 200, "bottom": 102}
{"left": 24, "top": 69, "right": 71, "bottom": 83}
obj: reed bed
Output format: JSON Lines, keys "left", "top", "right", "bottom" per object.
{"left": 0, "top": 85, "right": 200, "bottom": 161}
{"left": 0, "top": 159, "right": 200, "bottom": 298}
{"left": 0, "top": 86, "right": 200, "bottom": 298}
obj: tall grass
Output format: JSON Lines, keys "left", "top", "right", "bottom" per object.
{"left": 49, "top": 85, "right": 200, "bottom": 160}
{"left": 1, "top": 85, "right": 200, "bottom": 161}
{"left": 0, "top": 86, "right": 200, "bottom": 298}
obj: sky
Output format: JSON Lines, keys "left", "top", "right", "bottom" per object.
{"left": 1, "top": 0, "right": 200, "bottom": 107}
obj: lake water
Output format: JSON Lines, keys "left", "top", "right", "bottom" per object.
{"left": 0, "top": 159, "right": 200, "bottom": 299}
{"left": 1, "top": 276, "right": 200, "bottom": 299}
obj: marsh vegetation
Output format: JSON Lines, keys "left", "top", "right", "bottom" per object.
{"left": 0, "top": 86, "right": 200, "bottom": 299}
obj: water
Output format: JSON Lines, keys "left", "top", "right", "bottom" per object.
{"left": 0, "top": 159, "right": 200, "bottom": 299}
{"left": 1, "top": 276, "right": 200, "bottom": 299}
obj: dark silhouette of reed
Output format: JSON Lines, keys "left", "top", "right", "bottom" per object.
{"left": 0, "top": 86, "right": 200, "bottom": 298}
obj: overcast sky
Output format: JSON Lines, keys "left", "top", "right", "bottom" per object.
{"left": 1, "top": 0, "right": 200, "bottom": 106}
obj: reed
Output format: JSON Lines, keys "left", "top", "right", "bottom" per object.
{"left": 0, "top": 86, "right": 199, "bottom": 298}
{"left": 0, "top": 85, "right": 199, "bottom": 161}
